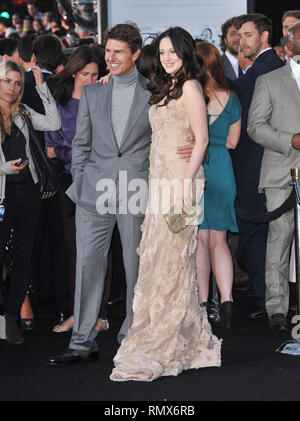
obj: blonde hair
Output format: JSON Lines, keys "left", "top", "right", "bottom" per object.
{"left": 0, "top": 60, "right": 25, "bottom": 142}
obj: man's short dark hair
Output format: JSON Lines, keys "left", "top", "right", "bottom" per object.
{"left": 219, "top": 17, "right": 237, "bottom": 52}
{"left": 17, "top": 34, "right": 35, "bottom": 62}
{"left": 43, "top": 12, "right": 56, "bottom": 22}
{"left": 105, "top": 23, "right": 142, "bottom": 53}
{"left": 0, "top": 38, "right": 18, "bottom": 57}
{"left": 32, "top": 34, "right": 62, "bottom": 72}
{"left": 282, "top": 10, "right": 300, "bottom": 22}
{"left": 24, "top": 15, "right": 34, "bottom": 23}
{"left": 234, "top": 13, "right": 272, "bottom": 44}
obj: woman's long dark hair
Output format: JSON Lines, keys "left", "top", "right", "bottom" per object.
{"left": 148, "top": 27, "right": 208, "bottom": 106}
{"left": 53, "top": 45, "right": 103, "bottom": 106}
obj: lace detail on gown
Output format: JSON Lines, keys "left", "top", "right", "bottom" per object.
{"left": 110, "top": 97, "right": 222, "bottom": 382}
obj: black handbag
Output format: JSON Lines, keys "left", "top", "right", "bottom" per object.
{"left": 19, "top": 104, "right": 60, "bottom": 199}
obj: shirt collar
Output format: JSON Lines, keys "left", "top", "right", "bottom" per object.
{"left": 225, "top": 50, "right": 238, "bottom": 65}
{"left": 255, "top": 47, "right": 272, "bottom": 60}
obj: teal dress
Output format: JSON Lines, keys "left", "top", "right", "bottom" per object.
{"left": 199, "top": 93, "right": 241, "bottom": 232}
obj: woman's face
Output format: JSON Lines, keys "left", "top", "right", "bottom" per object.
{"left": 159, "top": 36, "right": 183, "bottom": 76}
{"left": 0, "top": 71, "right": 22, "bottom": 106}
{"left": 73, "top": 62, "right": 99, "bottom": 91}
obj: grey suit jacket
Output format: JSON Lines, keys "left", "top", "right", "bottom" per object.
{"left": 67, "top": 72, "right": 152, "bottom": 211}
{"left": 247, "top": 63, "right": 300, "bottom": 191}
{"left": 221, "top": 53, "right": 237, "bottom": 81}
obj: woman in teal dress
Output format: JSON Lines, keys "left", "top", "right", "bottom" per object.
{"left": 195, "top": 42, "right": 241, "bottom": 328}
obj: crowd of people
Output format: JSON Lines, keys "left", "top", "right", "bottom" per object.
{"left": 0, "top": 0, "right": 300, "bottom": 383}
{"left": 0, "top": 1, "right": 86, "bottom": 48}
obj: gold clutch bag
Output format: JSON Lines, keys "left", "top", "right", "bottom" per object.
{"left": 163, "top": 205, "right": 197, "bottom": 234}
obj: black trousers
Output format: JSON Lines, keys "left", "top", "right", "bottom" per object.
{"left": 30, "top": 190, "right": 71, "bottom": 316}
{"left": 0, "top": 179, "right": 41, "bottom": 316}
{"left": 58, "top": 173, "right": 113, "bottom": 320}
{"left": 237, "top": 218, "right": 268, "bottom": 310}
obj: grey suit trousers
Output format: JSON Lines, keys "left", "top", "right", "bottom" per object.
{"left": 264, "top": 187, "right": 294, "bottom": 317}
{"left": 69, "top": 205, "right": 143, "bottom": 352}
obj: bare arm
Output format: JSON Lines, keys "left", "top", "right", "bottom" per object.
{"left": 226, "top": 118, "right": 241, "bottom": 149}
{"left": 177, "top": 80, "right": 208, "bottom": 211}
{"left": 182, "top": 80, "right": 209, "bottom": 181}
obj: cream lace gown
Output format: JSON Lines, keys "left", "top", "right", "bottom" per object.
{"left": 110, "top": 97, "right": 222, "bottom": 382}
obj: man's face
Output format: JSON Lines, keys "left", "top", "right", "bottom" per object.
{"left": 238, "top": 21, "right": 266, "bottom": 61}
{"left": 15, "top": 23, "right": 23, "bottom": 35}
{"left": 289, "top": 24, "right": 300, "bottom": 58}
{"left": 42, "top": 16, "right": 49, "bottom": 27}
{"left": 224, "top": 25, "right": 240, "bottom": 56}
{"left": 23, "top": 19, "right": 32, "bottom": 32}
{"left": 282, "top": 16, "right": 299, "bottom": 37}
{"left": 27, "top": 4, "right": 37, "bottom": 17}
{"left": 105, "top": 39, "right": 140, "bottom": 77}
{"left": 12, "top": 14, "right": 19, "bottom": 27}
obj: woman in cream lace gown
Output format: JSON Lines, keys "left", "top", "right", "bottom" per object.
{"left": 110, "top": 27, "right": 221, "bottom": 382}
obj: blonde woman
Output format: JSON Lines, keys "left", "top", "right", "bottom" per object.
{"left": 0, "top": 60, "right": 60, "bottom": 344}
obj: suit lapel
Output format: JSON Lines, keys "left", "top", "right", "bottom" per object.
{"left": 222, "top": 54, "right": 237, "bottom": 80}
{"left": 119, "top": 74, "right": 149, "bottom": 149}
{"left": 96, "top": 80, "right": 119, "bottom": 151}
{"left": 282, "top": 64, "right": 300, "bottom": 108}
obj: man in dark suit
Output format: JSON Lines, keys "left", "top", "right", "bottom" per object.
{"left": 21, "top": 34, "right": 71, "bottom": 325}
{"left": 232, "top": 14, "right": 285, "bottom": 319}
{"left": 220, "top": 17, "right": 243, "bottom": 81}
{"left": 22, "top": 34, "right": 61, "bottom": 112}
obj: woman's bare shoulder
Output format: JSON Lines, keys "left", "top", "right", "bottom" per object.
{"left": 182, "top": 79, "right": 204, "bottom": 99}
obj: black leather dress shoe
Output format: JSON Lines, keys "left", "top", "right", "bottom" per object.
{"left": 249, "top": 307, "right": 267, "bottom": 319}
{"left": 269, "top": 313, "right": 288, "bottom": 331}
{"left": 47, "top": 349, "right": 99, "bottom": 366}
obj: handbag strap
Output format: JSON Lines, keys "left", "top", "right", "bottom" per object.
{"left": 18, "top": 104, "right": 57, "bottom": 183}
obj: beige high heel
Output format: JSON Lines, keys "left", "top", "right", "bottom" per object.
{"left": 53, "top": 316, "right": 74, "bottom": 333}
{"left": 53, "top": 316, "right": 110, "bottom": 333}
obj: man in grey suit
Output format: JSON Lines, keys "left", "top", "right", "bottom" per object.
{"left": 48, "top": 23, "right": 192, "bottom": 365}
{"left": 247, "top": 21, "right": 300, "bottom": 330}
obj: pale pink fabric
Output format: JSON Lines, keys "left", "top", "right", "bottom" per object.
{"left": 110, "top": 97, "right": 222, "bottom": 382}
